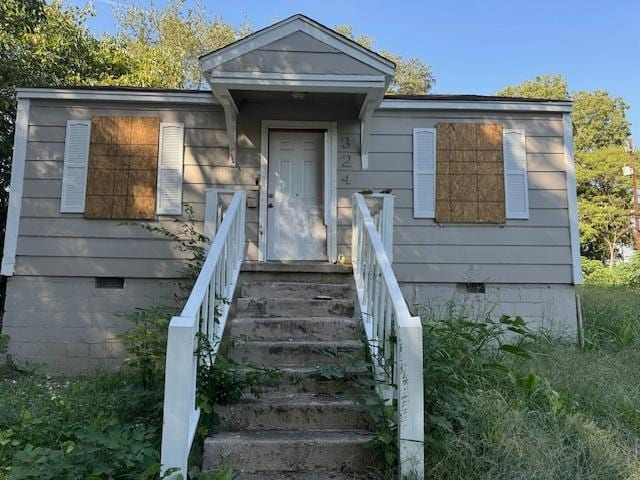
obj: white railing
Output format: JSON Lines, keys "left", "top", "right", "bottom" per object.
{"left": 160, "top": 189, "right": 246, "bottom": 478}
{"left": 351, "top": 193, "right": 424, "bottom": 479}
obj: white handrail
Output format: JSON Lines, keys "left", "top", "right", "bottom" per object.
{"left": 352, "top": 193, "right": 424, "bottom": 479}
{"left": 160, "top": 189, "right": 246, "bottom": 478}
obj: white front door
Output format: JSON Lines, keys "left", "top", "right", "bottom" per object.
{"left": 267, "top": 130, "right": 327, "bottom": 261}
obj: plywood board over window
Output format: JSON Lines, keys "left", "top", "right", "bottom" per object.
{"left": 85, "top": 116, "right": 160, "bottom": 219}
{"left": 435, "top": 123, "right": 505, "bottom": 224}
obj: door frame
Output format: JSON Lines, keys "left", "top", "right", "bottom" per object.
{"left": 259, "top": 120, "right": 338, "bottom": 263}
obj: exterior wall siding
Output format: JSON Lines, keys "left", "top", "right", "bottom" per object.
{"left": 16, "top": 99, "right": 258, "bottom": 278}
{"left": 4, "top": 97, "right": 578, "bottom": 372}
{"left": 336, "top": 109, "right": 573, "bottom": 285}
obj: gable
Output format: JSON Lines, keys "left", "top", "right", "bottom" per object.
{"left": 200, "top": 14, "right": 395, "bottom": 77}
{"left": 261, "top": 31, "right": 341, "bottom": 53}
{"left": 210, "top": 31, "right": 383, "bottom": 76}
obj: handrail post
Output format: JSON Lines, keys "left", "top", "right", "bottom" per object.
{"left": 161, "top": 316, "right": 198, "bottom": 478}
{"left": 397, "top": 318, "right": 425, "bottom": 479}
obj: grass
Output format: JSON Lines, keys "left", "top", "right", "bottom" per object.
{"left": 0, "top": 367, "right": 163, "bottom": 480}
{"left": 424, "top": 286, "right": 640, "bottom": 480}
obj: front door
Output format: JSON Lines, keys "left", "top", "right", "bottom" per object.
{"left": 267, "top": 130, "right": 327, "bottom": 261}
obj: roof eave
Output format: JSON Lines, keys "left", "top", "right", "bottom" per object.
{"left": 15, "top": 87, "right": 219, "bottom": 105}
{"left": 379, "top": 98, "right": 573, "bottom": 113}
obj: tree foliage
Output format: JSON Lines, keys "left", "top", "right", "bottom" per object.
{"left": 497, "top": 74, "right": 569, "bottom": 100}
{"left": 498, "top": 75, "right": 634, "bottom": 262}
{"left": 334, "top": 24, "right": 435, "bottom": 94}
{"left": 114, "top": 0, "right": 242, "bottom": 88}
{"left": 573, "top": 90, "right": 630, "bottom": 153}
{"left": 0, "top": 0, "right": 128, "bottom": 223}
{"left": 576, "top": 147, "right": 634, "bottom": 264}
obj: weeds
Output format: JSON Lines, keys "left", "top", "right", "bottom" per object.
{"left": 420, "top": 292, "right": 640, "bottom": 480}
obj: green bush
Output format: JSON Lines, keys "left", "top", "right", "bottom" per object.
{"left": 0, "top": 371, "right": 163, "bottom": 480}
{"left": 420, "top": 292, "right": 640, "bottom": 479}
{"left": 418, "top": 302, "right": 535, "bottom": 453}
{"left": 582, "top": 253, "right": 640, "bottom": 287}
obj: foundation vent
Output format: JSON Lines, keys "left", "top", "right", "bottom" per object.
{"left": 95, "top": 277, "right": 125, "bottom": 289}
{"left": 461, "top": 282, "right": 486, "bottom": 294}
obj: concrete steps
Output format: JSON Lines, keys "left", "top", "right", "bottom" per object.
{"left": 239, "top": 281, "right": 354, "bottom": 300}
{"left": 203, "top": 430, "right": 375, "bottom": 474}
{"left": 204, "top": 266, "right": 375, "bottom": 477}
{"left": 229, "top": 316, "right": 359, "bottom": 341}
{"left": 228, "top": 340, "right": 364, "bottom": 367}
{"left": 231, "top": 472, "right": 368, "bottom": 480}
{"left": 235, "top": 365, "right": 370, "bottom": 395}
{"left": 236, "top": 297, "right": 354, "bottom": 318}
{"left": 216, "top": 393, "right": 372, "bottom": 431}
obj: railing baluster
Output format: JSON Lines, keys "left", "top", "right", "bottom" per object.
{"left": 161, "top": 190, "right": 246, "bottom": 479}
{"left": 350, "top": 193, "right": 424, "bottom": 480}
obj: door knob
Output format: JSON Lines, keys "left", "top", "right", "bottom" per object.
{"left": 268, "top": 203, "right": 274, "bottom": 208}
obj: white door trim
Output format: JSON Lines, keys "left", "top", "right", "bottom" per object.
{"left": 259, "top": 120, "right": 338, "bottom": 263}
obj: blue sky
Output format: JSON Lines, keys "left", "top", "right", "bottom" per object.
{"left": 72, "top": 0, "right": 640, "bottom": 141}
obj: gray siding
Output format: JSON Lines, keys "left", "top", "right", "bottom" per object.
{"left": 16, "top": 100, "right": 258, "bottom": 278}
{"left": 211, "top": 31, "right": 381, "bottom": 75}
{"left": 335, "top": 110, "right": 573, "bottom": 284}
{"left": 15, "top": 99, "right": 573, "bottom": 285}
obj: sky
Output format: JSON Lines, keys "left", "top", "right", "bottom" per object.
{"left": 70, "top": 0, "right": 640, "bottom": 142}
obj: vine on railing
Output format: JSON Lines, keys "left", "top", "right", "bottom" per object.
{"left": 160, "top": 190, "right": 246, "bottom": 478}
{"left": 351, "top": 193, "right": 424, "bottom": 479}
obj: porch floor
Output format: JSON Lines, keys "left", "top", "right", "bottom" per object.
{"left": 241, "top": 261, "right": 352, "bottom": 274}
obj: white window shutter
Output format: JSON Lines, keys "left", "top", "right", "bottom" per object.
{"left": 157, "top": 123, "right": 184, "bottom": 215}
{"left": 60, "top": 120, "right": 91, "bottom": 213}
{"left": 413, "top": 128, "right": 436, "bottom": 218}
{"left": 504, "top": 129, "right": 529, "bottom": 219}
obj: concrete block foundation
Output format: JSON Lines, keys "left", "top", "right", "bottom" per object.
{"left": 401, "top": 282, "right": 578, "bottom": 337}
{"left": 2, "top": 276, "right": 179, "bottom": 374}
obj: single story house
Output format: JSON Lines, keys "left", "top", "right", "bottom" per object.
{"left": 1, "top": 14, "right": 581, "bottom": 373}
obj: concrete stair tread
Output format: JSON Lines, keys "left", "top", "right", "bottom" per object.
{"left": 236, "top": 297, "right": 355, "bottom": 318}
{"left": 206, "top": 429, "right": 374, "bottom": 443}
{"left": 229, "top": 392, "right": 358, "bottom": 405}
{"left": 216, "top": 393, "right": 373, "bottom": 431}
{"left": 236, "top": 339, "right": 363, "bottom": 347}
{"left": 231, "top": 472, "right": 367, "bottom": 480}
{"left": 240, "top": 282, "right": 354, "bottom": 300}
{"left": 230, "top": 316, "right": 359, "bottom": 341}
{"left": 232, "top": 315, "right": 358, "bottom": 323}
{"left": 235, "top": 365, "right": 370, "bottom": 376}
{"left": 241, "top": 262, "right": 352, "bottom": 273}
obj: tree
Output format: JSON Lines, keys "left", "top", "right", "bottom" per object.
{"left": 114, "top": 0, "right": 242, "bottom": 88}
{"left": 497, "top": 75, "right": 634, "bottom": 262}
{"left": 573, "top": 90, "right": 630, "bottom": 152}
{"left": 497, "top": 74, "right": 569, "bottom": 100}
{"left": 576, "top": 147, "right": 633, "bottom": 264}
{"left": 0, "top": 0, "right": 128, "bottom": 217}
{"left": 334, "top": 24, "right": 435, "bottom": 94}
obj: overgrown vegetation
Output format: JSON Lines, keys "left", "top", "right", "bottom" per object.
{"left": 0, "top": 369, "right": 163, "bottom": 480}
{"left": 0, "top": 208, "right": 259, "bottom": 478}
{"left": 582, "top": 253, "right": 640, "bottom": 288}
{"left": 420, "top": 291, "right": 640, "bottom": 479}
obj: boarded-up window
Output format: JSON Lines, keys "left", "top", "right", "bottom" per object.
{"left": 435, "top": 123, "right": 505, "bottom": 224}
{"left": 85, "top": 116, "right": 160, "bottom": 219}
